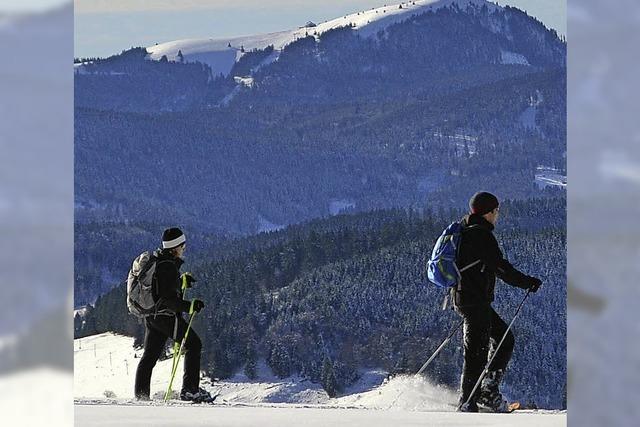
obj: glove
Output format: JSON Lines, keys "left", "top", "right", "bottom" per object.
{"left": 181, "top": 272, "right": 197, "bottom": 288}
{"left": 192, "top": 299, "right": 205, "bottom": 313}
{"left": 527, "top": 277, "right": 542, "bottom": 293}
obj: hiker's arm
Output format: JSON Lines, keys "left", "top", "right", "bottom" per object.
{"left": 496, "top": 258, "right": 534, "bottom": 290}
{"left": 155, "top": 263, "right": 191, "bottom": 312}
{"left": 483, "top": 234, "right": 534, "bottom": 290}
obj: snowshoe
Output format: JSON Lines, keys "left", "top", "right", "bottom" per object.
{"left": 180, "top": 387, "right": 217, "bottom": 404}
{"left": 507, "top": 402, "right": 521, "bottom": 412}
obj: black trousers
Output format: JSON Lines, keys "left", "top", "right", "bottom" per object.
{"left": 456, "top": 304, "right": 515, "bottom": 403}
{"left": 134, "top": 314, "right": 202, "bottom": 399}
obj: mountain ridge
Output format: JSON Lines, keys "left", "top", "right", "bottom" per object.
{"left": 145, "top": 0, "right": 505, "bottom": 76}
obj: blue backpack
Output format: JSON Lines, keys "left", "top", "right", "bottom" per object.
{"left": 427, "top": 222, "right": 481, "bottom": 289}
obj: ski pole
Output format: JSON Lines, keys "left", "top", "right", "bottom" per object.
{"left": 416, "top": 320, "right": 464, "bottom": 376}
{"left": 167, "top": 275, "right": 190, "bottom": 386}
{"left": 164, "top": 299, "right": 197, "bottom": 402}
{"left": 463, "top": 289, "right": 532, "bottom": 407}
{"left": 388, "top": 318, "right": 464, "bottom": 410}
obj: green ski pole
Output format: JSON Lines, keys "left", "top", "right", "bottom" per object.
{"left": 165, "top": 298, "right": 197, "bottom": 402}
{"left": 164, "top": 274, "right": 190, "bottom": 401}
{"left": 168, "top": 276, "right": 189, "bottom": 383}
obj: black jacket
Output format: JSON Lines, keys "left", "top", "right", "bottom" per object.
{"left": 152, "top": 249, "right": 191, "bottom": 315}
{"left": 452, "top": 214, "right": 534, "bottom": 307}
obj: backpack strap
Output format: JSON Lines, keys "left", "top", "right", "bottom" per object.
{"left": 459, "top": 259, "right": 482, "bottom": 273}
{"left": 460, "top": 223, "right": 481, "bottom": 233}
{"left": 455, "top": 223, "right": 484, "bottom": 292}
{"left": 151, "top": 258, "right": 179, "bottom": 318}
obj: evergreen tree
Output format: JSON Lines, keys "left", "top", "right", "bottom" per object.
{"left": 321, "top": 356, "right": 338, "bottom": 397}
{"left": 245, "top": 339, "right": 258, "bottom": 380}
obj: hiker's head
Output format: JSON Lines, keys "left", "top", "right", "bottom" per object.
{"left": 162, "top": 227, "right": 187, "bottom": 258}
{"left": 469, "top": 191, "right": 500, "bottom": 225}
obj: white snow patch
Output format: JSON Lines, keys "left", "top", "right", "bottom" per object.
{"left": 433, "top": 132, "right": 478, "bottom": 157}
{"left": 74, "top": 306, "right": 90, "bottom": 318}
{"left": 234, "top": 76, "right": 255, "bottom": 88}
{"left": 329, "top": 199, "right": 356, "bottom": 215}
{"left": 500, "top": 50, "right": 530, "bottom": 66}
{"left": 146, "top": 0, "right": 501, "bottom": 76}
{"left": 432, "top": 132, "right": 477, "bottom": 142}
{"left": 535, "top": 166, "right": 567, "bottom": 189}
{"left": 74, "top": 63, "right": 90, "bottom": 75}
{"left": 335, "top": 374, "right": 457, "bottom": 411}
{"left": 258, "top": 216, "right": 285, "bottom": 233}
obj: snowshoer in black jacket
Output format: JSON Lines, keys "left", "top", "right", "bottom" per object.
{"left": 134, "top": 227, "right": 210, "bottom": 402}
{"left": 453, "top": 192, "right": 541, "bottom": 413}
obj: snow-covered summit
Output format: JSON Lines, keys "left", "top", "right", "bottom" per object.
{"left": 146, "top": 0, "right": 501, "bottom": 76}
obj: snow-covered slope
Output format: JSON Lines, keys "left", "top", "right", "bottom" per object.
{"left": 75, "top": 333, "right": 565, "bottom": 425}
{"left": 75, "top": 332, "right": 179, "bottom": 399}
{"left": 75, "top": 333, "right": 386, "bottom": 405}
{"left": 75, "top": 333, "right": 562, "bottom": 413}
{"left": 74, "top": 332, "right": 457, "bottom": 408}
{"left": 147, "top": 0, "right": 500, "bottom": 76}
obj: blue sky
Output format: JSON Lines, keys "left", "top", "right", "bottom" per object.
{"left": 74, "top": 0, "right": 566, "bottom": 59}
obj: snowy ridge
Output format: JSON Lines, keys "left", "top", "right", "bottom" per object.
{"left": 146, "top": 0, "right": 501, "bottom": 76}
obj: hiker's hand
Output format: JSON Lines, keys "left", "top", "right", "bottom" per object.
{"left": 181, "top": 272, "right": 197, "bottom": 288}
{"left": 192, "top": 299, "right": 205, "bottom": 313}
{"left": 527, "top": 277, "right": 542, "bottom": 293}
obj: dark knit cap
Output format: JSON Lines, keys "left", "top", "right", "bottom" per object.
{"left": 469, "top": 192, "right": 499, "bottom": 216}
{"left": 162, "top": 227, "right": 186, "bottom": 249}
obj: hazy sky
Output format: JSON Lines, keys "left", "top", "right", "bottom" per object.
{"left": 0, "top": 0, "right": 68, "bottom": 12}
{"left": 74, "top": 0, "right": 566, "bottom": 58}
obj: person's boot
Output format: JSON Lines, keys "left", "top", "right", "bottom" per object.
{"left": 134, "top": 393, "right": 150, "bottom": 402}
{"left": 180, "top": 387, "right": 215, "bottom": 403}
{"left": 477, "top": 370, "right": 509, "bottom": 412}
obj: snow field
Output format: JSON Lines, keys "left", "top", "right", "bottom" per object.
{"left": 75, "top": 333, "right": 565, "bottom": 426}
{"left": 75, "top": 403, "right": 566, "bottom": 427}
